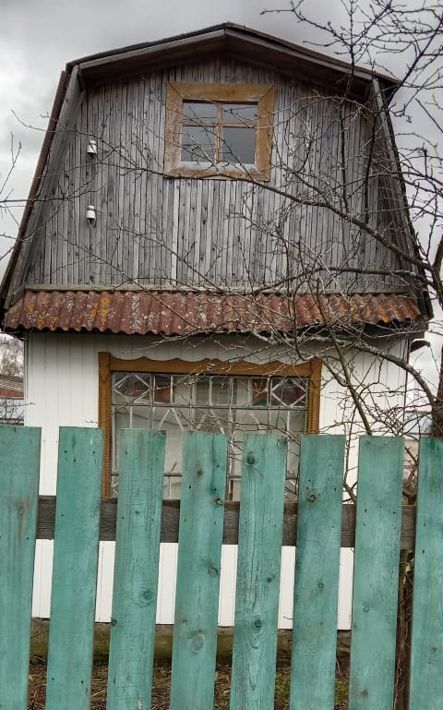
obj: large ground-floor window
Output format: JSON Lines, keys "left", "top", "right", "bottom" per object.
{"left": 98, "top": 354, "right": 321, "bottom": 500}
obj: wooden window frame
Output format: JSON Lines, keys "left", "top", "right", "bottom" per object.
{"left": 98, "top": 353, "right": 321, "bottom": 496}
{"left": 164, "top": 82, "right": 274, "bottom": 181}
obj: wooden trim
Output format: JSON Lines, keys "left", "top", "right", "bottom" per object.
{"left": 1, "top": 70, "right": 69, "bottom": 307}
{"left": 164, "top": 82, "right": 182, "bottom": 175}
{"left": 257, "top": 86, "right": 274, "bottom": 180}
{"left": 307, "top": 357, "right": 322, "bottom": 433}
{"left": 98, "top": 352, "right": 112, "bottom": 496}
{"left": 98, "top": 353, "right": 322, "bottom": 493}
{"left": 108, "top": 355, "right": 316, "bottom": 377}
{"left": 164, "top": 82, "right": 274, "bottom": 181}
{"left": 36, "top": 496, "right": 417, "bottom": 549}
{"left": 75, "top": 26, "right": 397, "bottom": 96}
{"left": 168, "top": 82, "right": 274, "bottom": 101}
{"left": 5, "top": 67, "right": 83, "bottom": 307}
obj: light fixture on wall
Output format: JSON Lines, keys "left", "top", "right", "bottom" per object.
{"left": 86, "top": 205, "right": 96, "bottom": 226}
{"left": 87, "top": 138, "right": 98, "bottom": 157}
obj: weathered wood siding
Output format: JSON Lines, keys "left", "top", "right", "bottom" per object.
{"left": 27, "top": 58, "right": 401, "bottom": 291}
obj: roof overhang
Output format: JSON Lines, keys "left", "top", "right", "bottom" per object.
{"left": 70, "top": 23, "right": 399, "bottom": 98}
{"left": 4, "top": 289, "right": 424, "bottom": 338}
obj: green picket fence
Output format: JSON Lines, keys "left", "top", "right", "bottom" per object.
{"left": 0, "top": 426, "right": 442, "bottom": 709}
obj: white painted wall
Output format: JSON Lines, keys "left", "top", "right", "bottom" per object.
{"left": 25, "top": 332, "right": 408, "bottom": 629}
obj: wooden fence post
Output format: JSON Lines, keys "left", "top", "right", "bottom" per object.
{"left": 170, "top": 432, "right": 228, "bottom": 710}
{"left": 409, "top": 437, "right": 443, "bottom": 710}
{"left": 349, "top": 436, "right": 404, "bottom": 710}
{"left": 230, "top": 434, "right": 287, "bottom": 710}
{"left": 0, "top": 426, "right": 41, "bottom": 710}
{"left": 107, "top": 430, "right": 166, "bottom": 710}
{"left": 45, "top": 427, "right": 103, "bottom": 710}
{"left": 290, "top": 434, "right": 345, "bottom": 710}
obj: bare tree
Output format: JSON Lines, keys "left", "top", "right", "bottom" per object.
{"left": 0, "top": 335, "right": 24, "bottom": 426}
{"left": 0, "top": 334, "right": 23, "bottom": 377}
{"left": 253, "top": 4, "right": 442, "bottom": 705}
{"left": 2, "top": 10, "right": 442, "bottom": 703}
{"left": 0, "top": 134, "right": 22, "bottom": 266}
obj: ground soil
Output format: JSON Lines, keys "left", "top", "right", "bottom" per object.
{"left": 28, "top": 660, "right": 348, "bottom": 709}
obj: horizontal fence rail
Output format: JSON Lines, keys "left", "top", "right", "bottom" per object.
{"left": 0, "top": 425, "right": 442, "bottom": 710}
{"left": 34, "top": 497, "right": 417, "bottom": 548}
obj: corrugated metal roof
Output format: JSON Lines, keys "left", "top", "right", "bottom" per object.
{"left": 3, "top": 290, "right": 422, "bottom": 336}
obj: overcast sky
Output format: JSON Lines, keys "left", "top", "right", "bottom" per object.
{"left": 0, "top": 0, "right": 441, "bottom": 392}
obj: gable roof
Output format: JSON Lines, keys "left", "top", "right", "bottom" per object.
{"left": 0, "top": 23, "right": 431, "bottom": 325}
{"left": 69, "top": 23, "right": 399, "bottom": 95}
{"left": 0, "top": 24, "right": 401, "bottom": 312}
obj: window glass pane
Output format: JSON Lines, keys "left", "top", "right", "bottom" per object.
{"left": 112, "top": 373, "right": 151, "bottom": 404}
{"left": 210, "top": 377, "right": 230, "bottom": 406}
{"left": 234, "top": 378, "right": 249, "bottom": 406}
{"left": 153, "top": 374, "right": 172, "bottom": 404}
{"left": 174, "top": 376, "right": 193, "bottom": 406}
{"left": 251, "top": 378, "right": 268, "bottom": 407}
{"left": 194, "top": 409, "right": 227, "bottom": 434}
{"left": 221, "top": 126, "right": 256, "bottom": 164}
{"left": 183, "top": 101, "right": 217, "bottom": 124}
{"left": 235, "top": 407, "right": 270, "bottom": 431}
{"left": 182, "top": 125, "right": 215, "bottom": 162}
{"left": 222, "top": 103, "right": 257, "bottom": 125}
{"left": 270, "top": 377, "right": 308, "bottom": 408}
{"left": 195, "top": 377, "right": 210, "bottom": 406}
{"left": 155, "top": 409, "right": 184, "bottom": 463}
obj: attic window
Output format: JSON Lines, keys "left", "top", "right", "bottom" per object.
{"left": 182, "top": 101, "right": 257, "bottom": 164}
{"left": 164, "top": 82, "right": 274, "bottom": 180}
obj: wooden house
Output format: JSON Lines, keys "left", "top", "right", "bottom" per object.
{"left": 0, "top": 24, "right": 430, "bottom": 625}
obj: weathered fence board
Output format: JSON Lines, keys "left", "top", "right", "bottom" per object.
{"left": 106, "top": 430, "right": 165, "bottom": 710}
{"left": 0, "top": 426, "right": 41, "bottom": 710}
{"left": 290, "top": 435, "right": 345, "bottom": 710}
{"left": 170, "top": 433, "right": 228, "bottom": 710}
{"left": 349, "top": 437, "right": 404, "bottom": 710}
{"left": 409, "top": 437, "right": 443, "bottom": 710}
{"left": 230, "top": 434, "right": 287, "bottom": 710}
{"left": 45, "top": 428, "right": 103, "bottom": 710}
{"left": 2, "top": 424, "right": 442, "bottom": 710}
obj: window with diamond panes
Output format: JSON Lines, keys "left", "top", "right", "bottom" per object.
{"left": 111, "top": 372, "right": 308, "bottom": 500}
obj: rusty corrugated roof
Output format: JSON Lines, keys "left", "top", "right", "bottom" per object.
{"left": 3, "top": 290, "right": 422, "bottom": 336}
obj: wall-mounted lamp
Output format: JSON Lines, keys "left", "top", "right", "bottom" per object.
{"left": 86, "top": 205, "right": 96, "bottom": 226}
{"left": 87, "top": 138, "right": 98, "bottom": 158}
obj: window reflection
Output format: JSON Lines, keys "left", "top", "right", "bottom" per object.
{"left": 112, "top": 372, "right": 308, "bottom": 501}
{"left": 181, "top": 100, "right": 258, "bottom": 165}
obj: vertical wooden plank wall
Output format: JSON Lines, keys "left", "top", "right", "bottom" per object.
{"left": 170, "top": 433, "right": 228, "bottom": 710}
{"left": 349, "top": 437, "right": 404, "bottom": 710}
{"left": 409, "top": 438, "right": 443, "bottom": 710}
{"left": 107, "top": 430, "right": 166, "bottom": 710}
{"left": 290, "top": 435, "right": 345, "bottom": 710}
{"left": 26, "top": 58, "right": 398, "bottom": 294}
{"left": 0, "top": 426, "right": 41, "bottom": 710}
{"left": 230, "top": 434, "right": 287, "bottom": 710}
{"left": 45, "top": 428, "right": 103, "bottom": 710}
